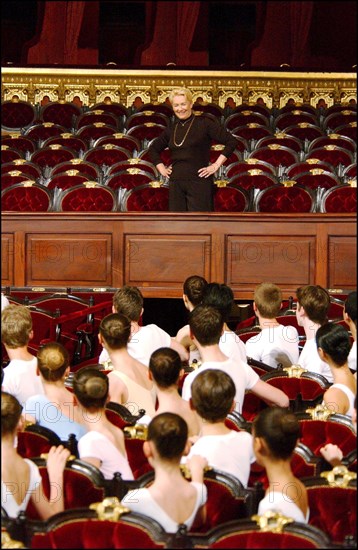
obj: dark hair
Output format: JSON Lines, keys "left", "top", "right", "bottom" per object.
{"left": 189, "top": 304, "right": 223, "bottom": 346}
{"left": 202, "top": 283, "right": 234, "bottom": 322}
{"left": 149, "top": 347, "right": 182, "bottom": 388}
{"left": 147, "top": 412, "right": 188, "bottom": 460}
{"left": 191, "top": 369, "right": 236, "bottom": 421}
{"left": 316, "top": 322, "right": 351, "bottom": 366}
{"left": 73, "top": 367, "right": 109, "bottom": 410}
{"left": 1, "top": 392, "right": 23, "bottom": 436}
{"left": 183, "top": 275, "right": 208, "bottom": 307}
{"left": 99, "top": 312, "right": 132, "bottom": 349}
{"left": 37, "top": 342, "right": 69, "bottom": 382}
{"left": 253, "top": 407, "right": 299, "bottom": 460}
{"left": 112, "top": 286, "right": 143, "bottom": 321}
{"left": 296, "top": 285, "right": 330, "bottom": 325}
{"left": 345, "top": 291, "right": 357, "bottom": 325}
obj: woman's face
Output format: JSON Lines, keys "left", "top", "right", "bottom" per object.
{"left": 172, "top": 95, "right": 193, "bottom": 120}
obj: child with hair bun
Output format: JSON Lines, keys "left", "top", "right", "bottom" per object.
{"left": 252, "top": 406, "right": 309, "bottom": 523}
{"left": 73, "top": 367, "right": 134, "bottom": 480}
{"left": 122, "top": 412, "right": 207, "bottom": 533}
{"left": 1, "top": 391, "right": 70, "bottom": 518}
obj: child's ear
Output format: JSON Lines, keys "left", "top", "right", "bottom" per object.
{"left": 229, "top": 399, "right": 235, "bottom": 413}
{"left": 317, "top": 346, "right": 326, "bottom": 361}
{"left": 189, "top": 398, "right": 196, "bottom": 411}
{"left": 182, "top": 439, "right": 192, "bottom": 456}
{"left": 29, "top": 329, "right": 34, "bottom": 342}
{"left": 148, "top": 370, "right": 153, "bottom": 381}
{"left": 143, "top": 440, "right": 153, "bottom": 459}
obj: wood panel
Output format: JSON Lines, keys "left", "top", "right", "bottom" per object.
{"left": 1, "top": 213, "right": 356, "bottom": 299}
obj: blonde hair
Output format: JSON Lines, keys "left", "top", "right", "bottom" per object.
{"left": 1, "top": 304, "right": 32, "bottom": 348}
{"left": 169, "top": 88, "right": 193, "bottom": 104}
{"left": 37, "top": 342, "right": 69, "bottom": 382}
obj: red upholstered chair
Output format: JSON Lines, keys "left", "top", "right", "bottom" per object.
{"left": 76, "top": 123, "right": 118, "bottom": 145}
{"left": 42, "top": 134, "right": 88, "bottom": 154}
{"left": 106, "top": 169, "right": 155, "bottom": 191}
{"left": 25, "top": 458, "right": 109, "bottom": 520}
{"left": 1, "top": 159, "right": 42, "bottom": 180}
{"left": 308, "top": 134, "right": 356, "bottom": 154}
{"left": 210, "top": 146, "right": 242, "bottom": 167}
{"left": 40, "top": 101, "right": 82, "bottom": 130}
{"left": 260, "top": 367, "right": 331, "bottom": 412}
{"left": 125, "top": 111, "right": 170, "bottom": 130}
{"left": 256, "top": 134, "right": 304, "bottom": 154}
{"left": 105, "top": 402, "right": 146, "bottom": 430}
{"left": 106, "top": 158, "right": 158, "bottom": 178}
{"left": 28, "top": 504, "right": 169, "bottom": 549}
{"left": 121, "top": 183, "right": 169, "bottom": 212}
{"left": 284, "top": 123, "right": 324, "bottom": 142}
{"left": 279, "top": 103, "right": 318, "bottom": 116}
{"left": 225, "top": 111, "right": 269, "bottom": 130}
{"left": 284, "top": 159, "right": 336, "bottom": 178}
{"left": 49, "top": 159, "right": 101, "bottom": 180}
{"left": 88, "top": 101, "right": 129, "bottom": 119}
{"left": 302, "top": 467, "right": 357, "bottom": 545}
{"left": 323, "top": 110, "right": 357, "bottom": 132}
{"left": 93, "top": 133, "right": 141, "bottom": 155}
{"left": 319, "top": 184, "right": 357, "bottom": 213}
{"left": 225, "top": 159, "right": 276, "bottom": 178}
{"left": 24, "top": 122, "right": 68, "bottom": 143}
{"left": 233, "top": 103, "right": 271, "bottom": 120}
{"left": 305, "top": 147, "right": 353, "bottom": 169}
{"left": 291, "top": 169, "right": 341, "bottom": 190}
{"left": 26, "top": 305, "right": 61, "bottom": 355}
{"left": 295, "top": 407, "right": 357, "bottom": 459}
{"left": 246, "top": 357, "right": 276, "bottom": 377}
{"left": 1, "top": 146, "right": 23, "bottom": 163}
{"left": 274, "top": 111, "right": 319, "bottom": 131}
{"left": 248, "top": 145, "right": 299, "bottom": 168}
{"left": 46, "top": 172, "right": 93, "bottom": 191}
{"left": 253, "top": 183, "right": 316, "bottom": 213}
{"left": 1, "top": 134, "right": 37, "bottom": 155}
{"left": 17, "top": 424, "right": 65, "bottom": 459}
{"left": 1, "top": 172, "right": 36, "bottom": 190}
{"left": 213, "top": 183, "right": 250, "bottom": 212}
{"left": 137, "top": 102, "right": 173, "bottom": 117}
{"left": 193, "top": 102, "right": 224, "bottom": 119}
{"left": 1, "top": 99, "right": 37, "bottom": 131}
{"left": 57, "top": 184, "right": 117, "bottom": 212}
{"left": 123, "top": 425, "right": 153, "bottom": 480}
{"left": 334, "top": 121, "right": 357, "bottom": 141}
{"left": 232, "top": 124, "right": 273, "bottom": 144}
{"left": 139, "top": 145, "right": 172, "bottom": 166}
{"left": 31, "top": 145, "right": 77, "bottom": 169}
{"left": 126, "top": 123, "right": 167, "bottom": 147}
{"left": 224, "top": 410, "right": 250, "bottom": 431}
{"left": 189, "top": 513, "right": 332, "bottom": 549}
{"left": 1, "top": 182, "right": 53, "bottom": 212}
{"left": 75, "top": 111, "right": 119, "bottom": 130}
{"left": 343, "top": 163, "right": 357, "bottom": 179}
{"left": 83, "top": 145, "right": 131, "bottom": 167}
{"left": 229, "top": 171, "right": 279, "bottom": 191}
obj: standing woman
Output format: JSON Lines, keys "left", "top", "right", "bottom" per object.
{"left": 148, "top": 88, "right": 238, "bottom": 212}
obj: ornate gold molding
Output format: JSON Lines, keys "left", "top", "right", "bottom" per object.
{"left": 1, "top": 68, "right": 356, "bottom": 109}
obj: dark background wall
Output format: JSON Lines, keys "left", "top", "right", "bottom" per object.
{"left": 1, "top": 1, "right": 356, "bottom": 70}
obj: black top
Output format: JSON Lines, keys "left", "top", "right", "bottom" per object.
{"left": 148, "top": 113, "right": 239, "bottom": 182}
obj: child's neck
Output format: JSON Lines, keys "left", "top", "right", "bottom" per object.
{"left": 200, "top": 421, "right": 230, "bottom": 436}
{"left": 197, "top": 344, "right": 227, "bottom": 363}
{"left": 5, "top": 346, "right": 34, "bottom": 361}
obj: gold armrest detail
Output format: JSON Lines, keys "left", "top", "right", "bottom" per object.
{"left": 320, "top": 465, "right": 357, "bottom": 487}
{"left": 90, "top": 497, "right": 130, "bottom": 521}
{"left": 251, "top": 510, "right": 294, "bottom": 533}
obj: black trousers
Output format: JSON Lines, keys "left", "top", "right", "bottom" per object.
{"left": 169, "top": 179, "right": 214, "bottom": 212}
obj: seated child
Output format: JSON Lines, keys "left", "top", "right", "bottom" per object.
{"left": 122, "top": 412, "right": 207, "bottom": 533}
{"left": 149, "top": 347, "right": 201, "bottom": 437}
{"left": 182, "top": 368, "right": 255, "bottom": 487}
{"left": 252, "top": 406, "right": 309, "bottom": 523}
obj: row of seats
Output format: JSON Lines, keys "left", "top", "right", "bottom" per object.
{"left": 2, "top": 98, "right": 356, "bottom": 132}
{"left": 1, "top": 180, "right": 356, "bottom": 213}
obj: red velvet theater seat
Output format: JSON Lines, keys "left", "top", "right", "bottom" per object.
{"left": 125, "top": 111, "right": 170, "bottom": 130}
{"left": 232, "top": 124, "right": 273, "bottom": 143}
{"left": 106, "top": 169, "right": 154, "bottom": 191}
{"left": 209, "top": 145, "right": 242, "bottom": 166}
{"left": 305, "top": 146, "right": 354, "bottom": 169}
{"left": 76, "top": 123, "right": 118, "bottom": 145}
{"left": 253, "top": 183, "right": 316, "bottom": 213}
{"left": 106, "top": 402, "right": 146, "bottom": 430}
{"left": 291, "top": 170, "right": 341, "bottom": 190}
{"left": 323, "top": 110, "right": 357, "bottom": 132}
{"left": 334, "top": 122, "right": 357, "bottom": 142}
{"left": 1, "top": 146, "right": 23, "bottom": 164}
{"left": 225, "top": 159, "right": 277, "bottom": 178}
{"left": 283, "top": 123, "right": 324, "bottom": 143}
{"left": 343, "top": 163, "right": 357, "bottom": 179}
{"left": 88, "top": 101, "right": 129, "bottom": 119}
{"left": 1, "top": 171, "right": 36, "bottom": 190}
{"left": 31, "top": 145, "right": 77, "bottom": 169}
{"left": 24, "top": 122, "right": 68, "bottom": 143}
{"left": 229, "top": 171, "right": 279, "bottom": 191}
{"left": 139, "top": 146, "right": 172, "bottom": 167}
{"left": 137, "top": 101, "right": 173, "bottom": 117}
{"left": 308, "top": 134, "right": 356, "bottom": 154}
{"left": 40, "top": 101, "right": 82, "bottom": 130}
{"left": 319, "top": 184, "right": 357, "bottom": 213}
{"left": 42, "top": 134, "right": 88, "bottom": 154}
{"left": 302, "top": 467, "right": 357, "bottom": 545}
{"left": 1, "top": 159, "right": 42, "bottom": 180}
{"left": 57, "top": 184, "right": 117, "bottom": 212}
{"left": 233, "top": 102, "right": 271, "bottom": 120}
{"left": 213, "top": 183, "right": 250, "bottom": 212}
{"left": 121, "top": 183, "right": 169, "bottom": 212}
{"left": 256, "top": 134, "right": 304, "bottom": 154}
{"left": 46, "top": 172, "right": 93, "bottom": 191}
{"left": 1, "top": 99, "right": 37, "bottom": 131}
{"left": 105, "top": 158, "right": 158, "bottom": 179}
{"left": 93, "top": 134, "right": 141, "bottom": 155}
{"left": 83, "top": 145, "right": 131, "bottom": 167}
{"left": 75, "top": 111, "right": 119, "bottom": 130}
{"left": 49, "top": 159, "right": 101, "bottom": 180}
{"left": 126, "top": 123, "right": 167, "bottom": 148}
{"left": 279, "top": 103, "right": 318, "bottom": 116}
{"left": 193, "top": 102, "right": 224, "bottom": 119}
{"left": 1, "top": 134, "right": 37, "bottom": 155}
{"left": 225, "top": 111, "right": 269, "bottom": 131}
{"left": 1, "top": 182, "right": 53, "bottom": 212}
{"left": 284, "top": 159, "right": 336, "bottom": 178}
{"left": 248, "top": 145, "right": 299, "bottom": 168}
{"left": 274, "top": 111, "right": 319, "bottom": 131}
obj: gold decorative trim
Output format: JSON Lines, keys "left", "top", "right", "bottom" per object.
{"left": 251, "top": 511, "right": 294, "bottom": 533}
{"left": 83, "top": 181, "right": 98, "bottom": 188}
{"left": 40, "top": 452, "right": 76, "bottom": 461}
{"left": 321, "top": 465, "right": 357, "bottom": 488}
{"left": 149, "top": 180, "right": 163, "bottom": 188}
{"left": 1, "top": 531, "right": 25, "bottom": 549}
{"left": 214, "top": 179, "right": 229, "bottom": 188}
{"left": 89, "top": 497, "right": 130, "bottom": 521}
{"left": 283, "top": 364, "right": 307, "bottom": 377}
{"left": 124, "top": 424, "right": 148, "bottom": 439}
{"left": 305, "top": 403, "right": 334, "bottom": 420}
{"left": 180, "top": 463, "right": 212, "bottom": 479}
